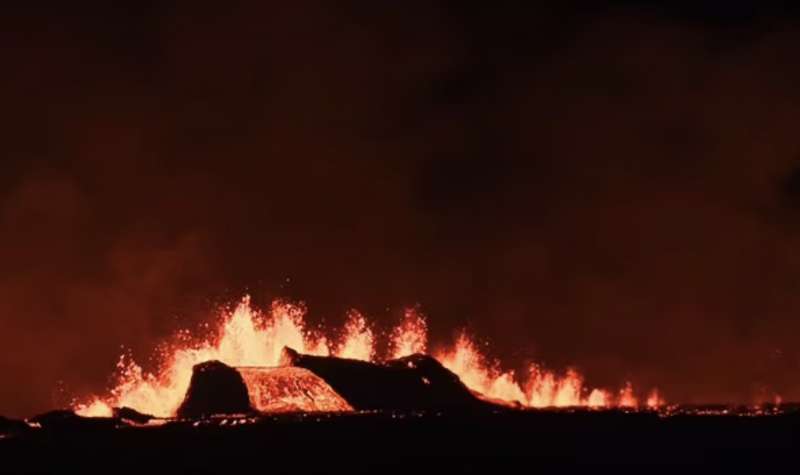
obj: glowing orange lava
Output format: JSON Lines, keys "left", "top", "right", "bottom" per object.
{"left": 389, "top": 308, "right": 427, "bottom": 359}
{"left": 646, "top": 389, "right": 665, "bottom": 409}
{"left": 336, "top": 311, "right": 374, "bottom": 361}
{"left": 75, "top": 296, "right": 660, "bottom": 417}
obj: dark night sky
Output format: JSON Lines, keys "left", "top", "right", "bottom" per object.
{"left": 2, "top": 2, "right": 800, "bottom": 417}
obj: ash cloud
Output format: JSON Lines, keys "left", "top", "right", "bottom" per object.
{"left": 2, "top": 3, "right": 800, "bottom": 416}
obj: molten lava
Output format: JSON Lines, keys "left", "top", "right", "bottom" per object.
{"left": 336, "top": 311, "right": 375, "bottom": 361}
{"left": 239, "top": 367, "right": 353, "bottom": 413}
{"left": 389, "top": 308, "right": 428, "bottom": 359}
{"left": 75, "top": 296, "right": 660, "bottom": 417}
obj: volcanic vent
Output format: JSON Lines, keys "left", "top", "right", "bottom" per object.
{"left": 174, "top": 348, "right": 492, "bottom": 419}
{"left": 74, "top": 296, "right": 660, "bottom": 418}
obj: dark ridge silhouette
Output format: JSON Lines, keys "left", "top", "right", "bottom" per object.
{"left": 27, "top": 410, "right": 119, "bottom": 431}
{"left": 112, "top": 406, "right": 154, "bottom": 424}
{"left": 280, "top": 347, "right": 497, "bottom": 411}
{"left": 177, "top": 360, "right": 254, "bottom": 419}
{"left": 0, "top": 416, "right": 29, "bottom": 437}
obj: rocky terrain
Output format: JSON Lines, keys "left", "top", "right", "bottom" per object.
{"left": 1, "top": 350, "right": 798, "bottom": 471}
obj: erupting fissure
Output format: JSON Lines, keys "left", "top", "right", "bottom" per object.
{"left": 75, "top": 296, "right": 661, "bottom": 417}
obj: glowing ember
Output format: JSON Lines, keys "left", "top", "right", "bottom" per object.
{"left": 587, "top": 389, "right": 611, "bottom": 408}
{"left": 74, "top": 398, "right": 114, "bottom": 418}
{"left": 618, "top": 382, "right": 638, "bottom": 408}
{"left": 336, "top": 311, "right": 374, "bottom": 361}
{"left": 389, "top": 308, "right": 428, "bottom": 358}
{"left": 646, "top": 389, "right": 665, "bottom": 409}
{"left": 433, "top": 333, "right": 623, "bottom": 408}
{"left": 434, "top": 333, "right": 525, "bottom": 404}
{"left": 74, "top": 296, "right": 659, "bottom": 417}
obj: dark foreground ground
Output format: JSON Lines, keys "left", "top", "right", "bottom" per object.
{"left": 1, "top": 407, "right": 798, "bottom": 472}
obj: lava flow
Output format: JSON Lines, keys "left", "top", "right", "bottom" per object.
{"left": 75, "top": 296, "right": 661, "bottom": 417}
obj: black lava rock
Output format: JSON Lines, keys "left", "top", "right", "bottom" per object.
{"left": 0, "top": 415, "right": 30, "bottom": 436}
{"left": 113, "top": 406, "right": 154, "bottom": 424}
{"left": 27, "top": 410, "right": 119, "bottom": 431}
{"left": 280, "top": 347, "right": 494, "bottom": 412}
{"left": 177, "top": 360, "right": 253, "bottom": 419}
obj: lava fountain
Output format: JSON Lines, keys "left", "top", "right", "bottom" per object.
{"left": 75, "top": 296, "right": 659, "bottom": 417}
